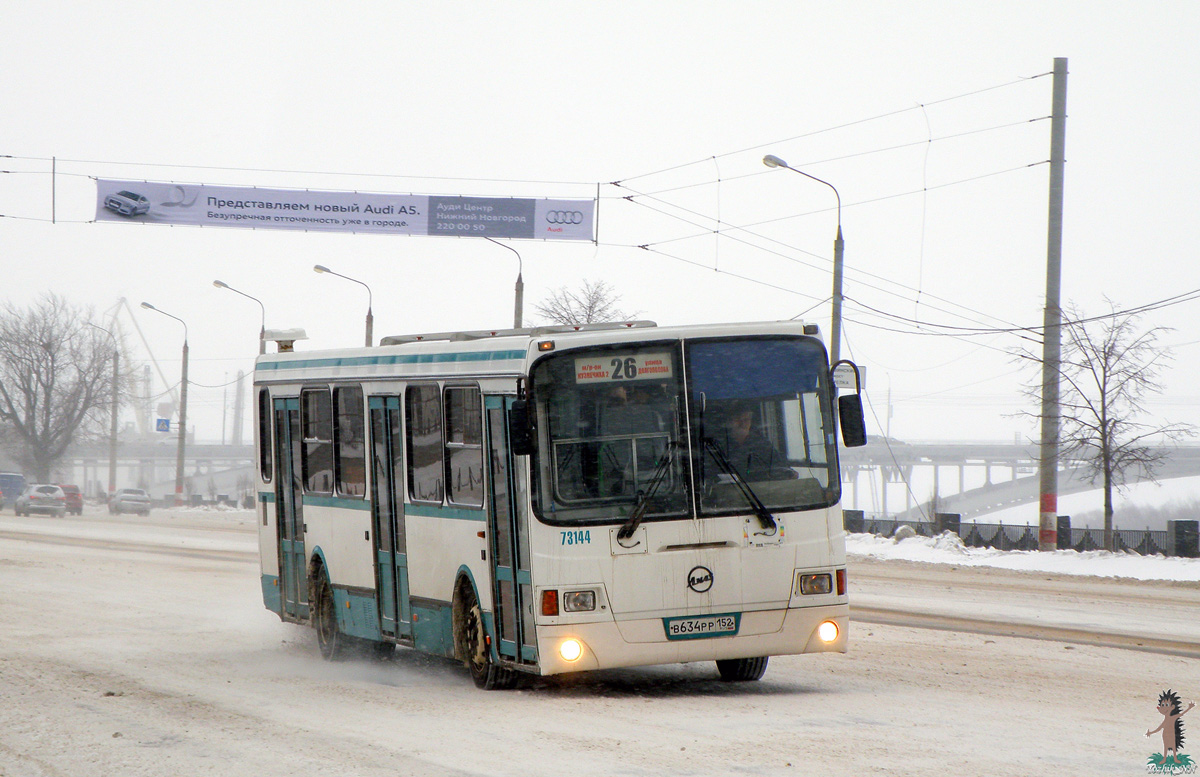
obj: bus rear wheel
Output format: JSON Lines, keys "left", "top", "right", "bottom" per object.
{"left": 459, "top": 586, "right": 515, "bottom": 690}
{"left": 314, "top": 576, "right": 347, "bottom": 661}
{"left": 716, "top": 656, "right": 768, "bottom": 681}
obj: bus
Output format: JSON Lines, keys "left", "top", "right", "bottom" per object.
{"left": 254, "top": 319, "right": 866, "bottom": 688}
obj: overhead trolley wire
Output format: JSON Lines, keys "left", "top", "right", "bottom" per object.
{"left": 609, "top": 117, "right": 1050, "bottom": 201}
{"left": 841, "top": 286, "right": 1200, "bottom": 350}
{"left": 611, "top": 72, "right": 1052, "bottom": 185}
{"left": 611, "top": 161, "right": 1049, "bottom": 333}
{"left": 2, "top": 153, "right": 596, "bottom": 188}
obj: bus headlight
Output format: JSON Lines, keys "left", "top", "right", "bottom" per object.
{"left": 817, "top": 620, "right": 839, "bottom": 643}
{"left": 559, "top": 638, "right": 584, "bottom": 662}
{"left": 796, "top": 573, "right": 832, "bottom": 596}
{"left": 563, "top": 590, "right": 596, "bottom": 612}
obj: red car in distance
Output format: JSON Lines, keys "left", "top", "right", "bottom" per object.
{"left": 58, "top": 484, "right": 83, "bottom": 516}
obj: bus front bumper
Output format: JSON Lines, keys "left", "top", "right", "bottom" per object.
{"left": 533, "top": 603, "right": 848, "bottom": 676}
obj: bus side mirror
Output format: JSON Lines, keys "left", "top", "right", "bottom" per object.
{"left": 838, "top": 394, "right": 867, "bottom": 448}
{"left": 509, "top": 399, "right": 535, "bottom": 456}
{"left": 831, "top": 359, "right": 867, "bottom": 448}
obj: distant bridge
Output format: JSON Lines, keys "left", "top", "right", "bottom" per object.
{"left": 839, "top": 440, "right": 1200, "bottom": 521}
{"left": 59, "top": 438, "right": 1200, "bottom": 518}
{"left": 63, "top": 441, "right": 254, "bottom": 499}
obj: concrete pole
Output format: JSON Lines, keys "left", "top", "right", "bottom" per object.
{"left": 232, "top": 370, "right": 245, "bottom": 447}
{"left": 830, "top": 226, "right": 845, "bottom": 365}
{"left": 176, "top": 340, "right": 188, "bottom": 506}
{"left": 485, "top": 237, "right": 524, "bottom": 329}
{"left": 108, "top": 349, "right": 119, "bottom": 498}
{"left": 514, "top": 272, "right": 524, "bottom": 329}
{"left": 1038, "top": 58, "right": 1069, "bottom": 552}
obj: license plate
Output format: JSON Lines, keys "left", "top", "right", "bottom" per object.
{"left": 663, "top": 613, "right": 740, "bottom": 640}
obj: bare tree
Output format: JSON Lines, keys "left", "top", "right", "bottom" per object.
{"left": 0, "top": 294, "right": 117, "bottom": 482}
{"left": 533, "top": 279, "right": 635, "bottom": 325}
{"left": 1025, "top": 301, "right": 1192, "bottom": 550}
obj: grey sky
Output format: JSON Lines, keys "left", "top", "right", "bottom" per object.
{"left": 2, "top": 2, "right": 1197, "bottom": 443}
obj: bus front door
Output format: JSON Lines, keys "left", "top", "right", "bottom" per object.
{"left": 369, "top": 396, "right": 411, "bottom": 640}
{"left": 273, "top": 397, "right": 307, "bottom": 620}
{"left": 485, "top": 396, "right": 537, "bottom": 666}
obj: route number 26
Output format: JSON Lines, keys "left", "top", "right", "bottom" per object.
{"left": 610, "top": 357, "right": 638, "bottom": 380}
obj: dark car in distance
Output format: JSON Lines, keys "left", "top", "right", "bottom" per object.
{"left": 58, "top": 484, "right": 83, "bottom": 516}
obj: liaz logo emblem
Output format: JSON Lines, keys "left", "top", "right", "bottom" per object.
{"left": 687, "top": 566, "right": 714, "bottom": 593}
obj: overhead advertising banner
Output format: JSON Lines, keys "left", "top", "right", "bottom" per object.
{"left": 95, "top": 179, "right": 595, "bottom": 241}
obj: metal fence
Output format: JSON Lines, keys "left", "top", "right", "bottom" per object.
{"left": 847, "top": 512, "right": 1193, "bottom": 557}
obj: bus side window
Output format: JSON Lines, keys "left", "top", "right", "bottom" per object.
{"left": 301, "top": 388, "right": 334, "bottom": 494}
{"left": 406, "top": 384, "right": 444, "bottom": 504}
{"left": 258, "top": 388, "right": 272, "bottom": 483}
{"left": 334, "top": 386, "right": 366, "bottom": 498}
{"left": 444, "top": 386, "right": 483, "bottom": 507}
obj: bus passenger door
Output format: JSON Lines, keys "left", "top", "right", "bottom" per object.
{"left": 273, "top": 397, "right": 307, "bottom": 620}
{"left": 485, "top": 396, "right": 537, "bottom": 666}
{"left": 369, "top": 396, "right": 410, "bottom": 639}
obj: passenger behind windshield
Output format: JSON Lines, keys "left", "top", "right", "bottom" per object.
{"left": 601, "top": 384, "right": 666, "bottom": 435}
{"left": 548, "top": 380, "right": 676, "bottom": 503}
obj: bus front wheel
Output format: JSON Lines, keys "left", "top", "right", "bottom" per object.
{"left": 459, "top": 585, "right": 515, "bottom": 690}
{"left": 716, "top": 656, "right": 768, "bottom": 681}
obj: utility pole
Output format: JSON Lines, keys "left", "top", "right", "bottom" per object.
{"left": 108, "top": 348, "right": 119, "bottom": 497}
{"left": 177, "top": 338, "right": 189, "bottom": 506}
{"left": 1038, "top": 57, "right": 1069, "bottom": 552}
{"left": 232, "top": 370, "right": 245, "bottom": 446}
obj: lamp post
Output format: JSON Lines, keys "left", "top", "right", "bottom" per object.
{"left": 484, "top": 236, "right": 524, "bottom": 328}
{"left": 213, "top": 280, "right": 266, "bottom": 355}
{"left": 88, "top": 323, "right": 121, "bottom": 500}
{"left": 141, "top": 302, "right": 188, "bottom": 507}
{"left": 763, "top": 154, "right": 845, "bottom": 365}
{"left": 314, "top": 264, "right": 373, "bottom": 346}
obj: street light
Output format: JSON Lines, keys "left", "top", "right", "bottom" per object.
{"left": 140, "top": 302, "right": 188, "bottom": 507}
{"left": 314, "top": 264, "right": 373, "bottom": 346}
{"left": 87, "top": 322, "right": 121, "bottom": 500}
{"left": 484, "top": 236, "right": 524, "bottom": 328}
{"left": 213, "top": 280, "right": 266, "bottom": 355}
{"left": 763, "top": 154, "right": 845, "bottom": 365}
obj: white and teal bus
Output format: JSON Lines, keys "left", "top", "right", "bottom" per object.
{"left": 254, "top": 319, "right": 865, "bottom": 688}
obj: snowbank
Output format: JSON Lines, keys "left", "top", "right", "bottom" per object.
{"left": 846, "top": 531, "right": 1200, "bottom": 582}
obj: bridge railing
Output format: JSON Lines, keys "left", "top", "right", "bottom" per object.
{"left": 846, "top": 511, "right": 1195, "bottom": 558}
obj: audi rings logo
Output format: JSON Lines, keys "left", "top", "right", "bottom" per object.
{"left": 687, "top": 565, "right": 714, "bottom": 593}
{"left": 545, "top": 210, "right": 584, "bottom": 225}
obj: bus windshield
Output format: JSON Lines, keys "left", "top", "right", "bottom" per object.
{"left": 529, "top": 336, "right": 839, "bottom": 526}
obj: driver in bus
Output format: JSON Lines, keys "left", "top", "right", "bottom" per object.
{"left": 716, "top": 402, "right": 787, "bottom": 480}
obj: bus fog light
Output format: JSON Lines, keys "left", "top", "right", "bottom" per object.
{"left": 797, "top": 573, "right": 832, "bottom": 595}
{"left": 563, "top": 590, "right": 596, "bottom": 612}
{"left": 559, "top": 638, "right": 583, "bottom": 662}
{"left": 817, "top": 620, "right": 839, "bottom": 643}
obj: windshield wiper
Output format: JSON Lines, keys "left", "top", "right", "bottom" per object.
{"left": 702, "top": 437, "right": 777, "bottom": 533}
{"left": 616, "top": 441, "right": 676, "bottom": 542}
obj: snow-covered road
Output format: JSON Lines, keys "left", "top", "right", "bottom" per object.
{"left": 1, "top": 510, "right": 1194, "bottom": 776}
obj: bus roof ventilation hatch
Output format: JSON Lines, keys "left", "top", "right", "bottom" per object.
{"left": 380, "top": 320, "right": 657, "bottom": 346}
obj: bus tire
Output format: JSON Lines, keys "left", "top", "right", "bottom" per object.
{"left": 716, "top": 656, "right": 768, "bottom": 681}
{"left": 458, "top": 584, "right": 515, "bottom": 690}
{"left": 313, "top": 574, "right": 348, "bottom": 661}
